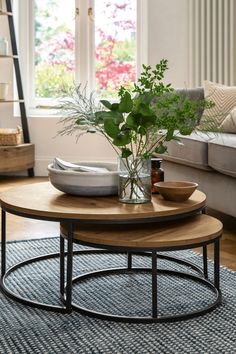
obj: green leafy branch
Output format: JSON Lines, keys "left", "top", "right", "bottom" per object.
{"left": 58, "top": 59, "right": 213, "bottom": 160}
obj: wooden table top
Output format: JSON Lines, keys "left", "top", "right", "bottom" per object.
{"left": 61, "top": 214, "right": 223, "bottom": 248}
{"left": 0, "top": 182, "right": 206, "bottom": 222}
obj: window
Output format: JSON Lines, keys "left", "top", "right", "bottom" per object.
{"left": 17, "top": 0, "right": 147, "bottom": 113}
{"left": 34, "top": 1, "right": 75, "bottom": 99}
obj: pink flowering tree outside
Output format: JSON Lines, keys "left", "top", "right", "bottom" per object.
{"left": 34, "top": 0, "right": 137, "bottom": 98}
{"left": 95, "top": 0, "right": 136, "bottom": 96}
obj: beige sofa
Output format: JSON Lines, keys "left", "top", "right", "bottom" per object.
{"left": 157, "top": 88, "right": 236, "bottom": 218}
{"left": 161, "top": 132, "right": 236, "bottom": 217}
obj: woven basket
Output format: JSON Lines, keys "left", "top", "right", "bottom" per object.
{"left": 0, "top": 126, "right": 22, "bottom": 146}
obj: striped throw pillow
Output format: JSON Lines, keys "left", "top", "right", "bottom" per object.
{"left": 199, "top": 80, "right": 236, "bottom": 131}
{"left": 220, "top": 106, "right": 236, "bottom": 133}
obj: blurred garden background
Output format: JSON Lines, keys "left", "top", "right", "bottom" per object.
{"left": 34, "top": 0, "right": 137, "bottom": 99}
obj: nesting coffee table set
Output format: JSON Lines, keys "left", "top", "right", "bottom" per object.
{"left": 0, "top": 182, "right": 222, "bottom": 323}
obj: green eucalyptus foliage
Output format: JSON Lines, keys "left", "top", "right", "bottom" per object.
{"left": 59, "top": 59, "right": 213, "bottom": 159}
{"left": 94, "top": 59, "right": 212, "bottom": 159}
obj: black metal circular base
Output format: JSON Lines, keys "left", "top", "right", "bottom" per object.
{"left": 0, "top": 251, "right": 67, "bottom": 312}
{"left": 68, "top": 267, "right": 221, "bottom": 323}
{"left": 0, "top": 249, "right": 111, "bottom": 313}
{"left": 0, "top": 249, "right": 221, "bottom": 321}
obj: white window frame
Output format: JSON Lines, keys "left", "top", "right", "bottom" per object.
{"left": 16, "top": 0, "right": 148, "bottom": 116}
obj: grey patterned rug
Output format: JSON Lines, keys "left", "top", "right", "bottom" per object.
{"left": 0, "top": 237, "right": 236, "bottom": 354}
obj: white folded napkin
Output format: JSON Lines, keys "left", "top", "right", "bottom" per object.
{"left": 53, "top": 158, "right": 109, "bottom": 173}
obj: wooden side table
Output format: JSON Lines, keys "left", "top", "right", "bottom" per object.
{"left": 0, "top": 182, "right": 222, "bottom": 322}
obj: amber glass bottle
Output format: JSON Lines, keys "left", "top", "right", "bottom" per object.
{"left": 151, "top": 158, "right": 164, "bottom": 193}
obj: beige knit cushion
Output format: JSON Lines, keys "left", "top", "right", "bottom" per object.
{"left": 220, "top": 106, "right": 236, "bottom": 133}
{"left": 199, "top": 80, "right": 236, "bottom": 130}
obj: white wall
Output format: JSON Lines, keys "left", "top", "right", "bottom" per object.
{"left": 0, "top": 0, "right": 190, "bottom": 176}
{"left": 148, "top": 0, "right": 189, "bottom": 87}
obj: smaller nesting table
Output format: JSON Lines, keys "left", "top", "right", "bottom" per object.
{"left": 60, "top": 213, "right": 222, "bottom": 322}
{"left": 0, "top": 182, "right": 223, "bottom": 323}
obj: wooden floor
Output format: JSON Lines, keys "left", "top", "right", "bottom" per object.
{"left": 0, "top": 177, "right": 59, "bottom": 240}
{"left": 0, "top": 177, "right": 236, "bottom": 270}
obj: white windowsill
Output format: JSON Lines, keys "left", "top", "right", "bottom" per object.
{"left": 15, "top": 96, "right": 120, "bottom": 118}
{"left": 14, "top": 107, "right": 61, "bottom": 119}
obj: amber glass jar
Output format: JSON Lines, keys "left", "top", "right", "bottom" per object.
{"left": 151, "top": 158, "right": 164, "bottom": 193}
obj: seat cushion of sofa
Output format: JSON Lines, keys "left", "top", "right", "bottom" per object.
{"left": 161, "top": 132, "right": 215, "bottom": 170}
{"left": 208, "top": 133, "right": 236, "bottom": 177}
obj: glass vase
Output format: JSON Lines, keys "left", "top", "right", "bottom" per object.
{"left": 118, "top": 157, "right": 151, "bottom": 204}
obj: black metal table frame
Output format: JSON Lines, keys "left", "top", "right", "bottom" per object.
{"left": 0, "top": 205, "right": 222, "bottom": 323}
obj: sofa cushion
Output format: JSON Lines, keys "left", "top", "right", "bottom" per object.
{"left": 176, "top": 87, "right": 204, "bottom": 101}
{"left": 220, "top": 106, "right": 236, "bottom": 133}
{"left": 161, "top": 132, "right": 215, "bottom": 170}
{"left": 208, "top": 133, "right": 236, "bottom": 177}
{"left": 199, "top": 81, "right": 236, "bottom": 130}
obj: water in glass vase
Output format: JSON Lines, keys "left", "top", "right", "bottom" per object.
{"left": 118, "top": 157, "right": 152, "bottom": 204}
{"left": 119, "top": 174, "right": 151, "bottom": 204}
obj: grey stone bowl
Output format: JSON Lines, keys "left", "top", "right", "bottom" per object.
{"left": 48, "top": 161, "right": 118, "bottom": 196}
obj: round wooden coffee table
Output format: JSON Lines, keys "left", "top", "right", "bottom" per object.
{"left": 0, "top": 182, "right": 222, "bottom": 322}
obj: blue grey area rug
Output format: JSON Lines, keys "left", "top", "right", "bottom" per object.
{"left": 0, "top": 238, "right": 236, "bottom": 354}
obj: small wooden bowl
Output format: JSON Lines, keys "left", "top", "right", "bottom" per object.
{"left": 154, "top": 181, "right": 198, "bottom": 202}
